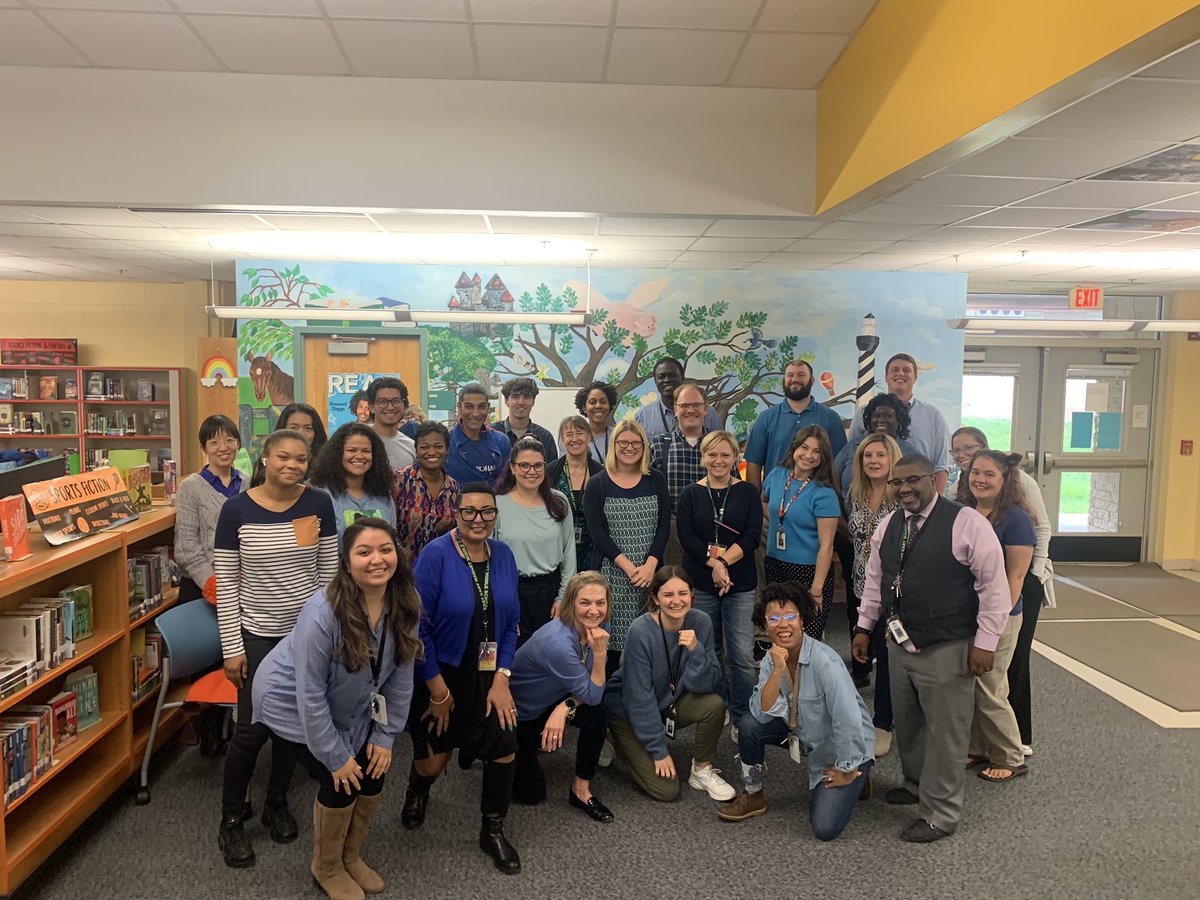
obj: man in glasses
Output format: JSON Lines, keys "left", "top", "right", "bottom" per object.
{"left": 634, "top": 356, "right": 722, "bottom": 440}
{"left": 445, "top": 383, "right": 512, "bottom": 487}
{"left": 497, "top": 377, "right": 559, "bottom": 463}
{"left": 850, "top": 454, "right": 1009, "bottom": 844}
{"left": 368, "top": 376, "right": 416, "bottom": 470}
{"left": 650, "top": 383, "right": 713, "bottom": 565}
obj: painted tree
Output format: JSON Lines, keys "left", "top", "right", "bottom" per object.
{"left": 238, "top": 265, "right": 337, "bottom": 363}
{"left": 427, "top": 326, "right": 497, "bottom": 393}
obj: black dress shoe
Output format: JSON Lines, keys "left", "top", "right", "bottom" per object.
{"left": 568, "top": 791, "right": 614, "bottom": 823}
{"left": 901, "top": 818, "right": 951, "bottom": 843}
{"left": 218, "top": 815, "right": 256, "bottom": 869}
{"left": 401, "top": 789, "right": 429, "bottom": 831}
{"left": 261, "top": 795, "right": 298, "bottom": 844}
{"left": 884, "top": 787, "right": 919, "bottom": 805}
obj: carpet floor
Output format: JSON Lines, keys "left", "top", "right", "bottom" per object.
{"left": 1055, "top": 564, "right": 1200, "bottom": 616}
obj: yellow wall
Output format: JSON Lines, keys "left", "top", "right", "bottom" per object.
{"left": 1152, "top": 292, "right": 1200, "bottom": 568}
{"left": 0, "top": 280, "right": 227, "bottom": 472}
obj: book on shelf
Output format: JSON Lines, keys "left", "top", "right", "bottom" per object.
{"left": 129, "top": 554, "right": 164, "bottom": 619}
{"left": 0, "top": 658, "right": 37, "bottom": 700}
{"left": 64, "top": 376, "right": 78, "bottom": 401}
{"left": 58, "top": 410, "right": 77, "bottom": 434}
{"left": 0, "top": 403, "right": 12, "bottom": 433}
{"left": 124, "top": 464, "right": 153, "bottom": 512}
{"left": 1, "top": 723, "right": 30, "bottom": 807}
{"left": 0, "top": 618, "right": 42, "bottom": 676}
{"left": 10, "top": 376, "right": 28, "bottom": 400}
{"left": 26, "top": 597, "right": 75, "bottom": 661}
{"left": 58, "top": 584, "right": 94, "bottom": 640}
{"left": 63, "top": 667, "right": 99, "bottom": 731}
{"left": 9, "top": 705, "right": 54, "bottom": 777}
{"left": 136, "top": 379, "right": 155, "bottom": 402}
{"left": 85, "top": 372, "right": 105, "bottom": 400}
{"left": 38, "top": 376, "right": 58, "bottom": 400}
{"left": 163, "top": 459, "right": 178, "bottom": 506}
{"left": 147, "top": 409, "right": 170, "bottom": 436}
{"left": 1, "top": 494, "right": 32, "bottom": 561}
{"left": 48, "top": 691, "right": 78, "bottom": 751}
{"left": 0, "top": 378, "right": 12, "bottom": 400}
{"left": 130, "top": 629, "right": 162, "bottom": 702}
{"left": 17, "top": 411, "right": 43, "bottom": 434}
{"left": 105, "top": 378, "right": 125, "bottom": 401}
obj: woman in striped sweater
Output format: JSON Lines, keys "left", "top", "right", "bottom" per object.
{"left": 214, "top": 429, "right": 340, "bottom": 870}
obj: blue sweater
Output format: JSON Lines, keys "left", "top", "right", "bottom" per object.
{"left": 604, "top": 610, "right": 721, "bottom": 760}
{"left": 509, "top": 618, "right": 606, "bottom": 720}
{"left": 412, "top": 531, "right": 520, "bottom": 682}
{"left": 445, "top": 424, "right": 511, "bottom": 487}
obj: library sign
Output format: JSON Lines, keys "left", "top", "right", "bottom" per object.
{"left": 22, "top": 466, "right": 140, "bottom": 545}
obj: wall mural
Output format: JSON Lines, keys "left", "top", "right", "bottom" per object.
{"left": 235, "top": 261, "right": 967, "bottom": 454}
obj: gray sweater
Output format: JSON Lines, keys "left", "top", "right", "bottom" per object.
{"left": 604, "top": 609, "right": 721, "bottom": 760}
{"left": 174, "top": 471, "right": 245, "bottom": 586}
{"left": 492, "top": 491, "right": 576, "bottom": 602}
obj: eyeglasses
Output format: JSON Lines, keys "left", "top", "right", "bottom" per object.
{"left": 373, "top": 398, "right": 406, "bottom": 408}
{"left": 615, "top": 439, "right": 643, "bottom": 451}
{"left": 952, "top": 443, "right": 983, "bottom": 456}
{"left": 675, "top": 402, "right": 705, "bottom": 411}
{"left": 886, "top": 474, "right": 933, "bottom": 488}
{"left": 514, "top": 462, "right": 545, "bottom": 473}
{"left": 458, "top": 506, "right": 498, "bottom": 521}
{"left": 766, "top": 613, "right": 800, "bottom": 624}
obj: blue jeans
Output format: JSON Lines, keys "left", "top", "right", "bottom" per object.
{"left": 736, "top": 711, "right": 873, "bottom": 842}
{"left": 691, "top": 588, "right": 757, "bottom": 720}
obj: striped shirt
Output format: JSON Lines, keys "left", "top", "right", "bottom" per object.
{"left": 214, "top": 488, "right": 339, "bottom": 659}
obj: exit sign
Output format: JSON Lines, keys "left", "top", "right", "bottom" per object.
{"left": 1069, "top": 286, "right": 1104, "bottom": 310}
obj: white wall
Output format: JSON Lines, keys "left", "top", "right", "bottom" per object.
{"left": 0, "top": 67, "right": 815, "bottom": 217}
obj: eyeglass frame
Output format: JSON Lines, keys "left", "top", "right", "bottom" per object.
{"left": 615, "top": 439, "right": 644, "bottom": 451}
{"left": 514, "top": 461, "right": 545, "bottom": 473}
{"left": 886, "top": 473, "right": 934, "bottom": 488}
{"left": 458, "top": 506, "right": 499, "bottom": 521}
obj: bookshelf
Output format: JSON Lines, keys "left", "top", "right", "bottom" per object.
{"left": 0, "top": 365, "right": 183, "bottom": 478}
{"left": 0, "top": 506, "right": 181, "bottom": 895}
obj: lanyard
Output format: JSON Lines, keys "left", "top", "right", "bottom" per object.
{"left": 657, "top": 613, "right": 683, "bottom": 694}
{"left": 590, "top": 430, "right": 609, "bottom": 463}
{"left": 705, "top": 478, "right": 730, "bottom": 546}
{"left": 787, "top": 653, "right": 802, "bottom": 730}
{"left": 777, "top": 471, "right": 811, "bottom": 521}
{"left": 454, "top": 527, "right": 491, "bottom": 621}
{"left": 369, "top": 618, "right": 386, "bottom": 687}
{"left": 559, "top": 462, "right": 582, "bottom": 515}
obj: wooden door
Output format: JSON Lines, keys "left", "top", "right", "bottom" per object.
{"left": 302, "top": 333, "right": 424, "bottom": 433}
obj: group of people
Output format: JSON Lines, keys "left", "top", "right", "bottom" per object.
{"left": 170, "top": 353, "right": 1049, "bottom": 898}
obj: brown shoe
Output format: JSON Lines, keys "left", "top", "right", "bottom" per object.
{"left": 859, "top": 774, "right": 873, "bottom": 801}
{"left": 717, "top": 791, "right": 767, "bottom": 822}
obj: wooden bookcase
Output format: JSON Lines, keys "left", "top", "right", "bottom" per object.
{"left": 0, "top": 365, "right": 183, "bottom": 478}
{"left": 0, "top": 506, "right": 180, "bottom": 895}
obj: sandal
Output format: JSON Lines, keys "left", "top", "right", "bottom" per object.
{"left": 964, "top": 756, "right": 988, "bottom": 768}
{"left": 978, "top": 764, "right": 1029, "bottom": 783}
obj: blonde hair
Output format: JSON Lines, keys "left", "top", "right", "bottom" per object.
{"left": 557, "top": 572, "right": 612, "bottom": 631}
{"left": 605, "top": 419, "right": 652, "bottom": 476}
{"left": 849, "top": 433, "right": 902, "bottom": 506}
{"left": 700, "top": 430, "right": 739, "bottom": 458}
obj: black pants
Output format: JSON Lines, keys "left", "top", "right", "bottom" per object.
{"left": 220, "top": 631, "right": 299, "bottom": 818}
{"left": 517, "top": 569, "right": 561, "bottom": 647}
{"left": 513, "top": 700, "right": 608, "bottom": 804}
{"left": 834, "top": 530, "right": 868, "bottom": 678}
{"left": 179, "top": 576, "right": 204, "bottom": 603}
{"left": 260, "top": 726, "right": 385, "bottom": 809}
{"left": 1007, "top": 571, "right": 1045, "bottom": 746}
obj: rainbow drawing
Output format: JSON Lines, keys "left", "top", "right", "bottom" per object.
{"left": 200, "top": 354, "right": 238, "bottom": 388}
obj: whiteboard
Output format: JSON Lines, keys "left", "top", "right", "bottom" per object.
{"left": 495, "top": 385, "right": 583, "bottom": 441}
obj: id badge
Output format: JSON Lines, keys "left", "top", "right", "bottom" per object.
{"left": 788, "top": 734, "right": 803, "bottom": 765}
{"left": 706, "top": 543, "right": 723, "bottom": 559}
{"left": 477, "top": 640, "right": 498, "bottom": 672}
{"left": 665, "top": 716, "right": 676, "bottom": 739}
{"left": 574, "top": 526, "right": 583, "bottom": 543}
{"left": 370, "top": 692, "right": 388, "bottom": 726}
{"left": 886, "top": 615, "right": 910, "bottom": 644}
{"left": 775, "top": 529, "right": 787, "bottom": 552}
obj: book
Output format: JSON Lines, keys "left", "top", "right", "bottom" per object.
{"left": 147, "top": 409, "right": 170, "bottom": 436}
{"left": 63, "top": 668, "right": 99, "bottom": 731}
{"left": 58, "top": 410, "right": 77, "bottom": 435}
{"left": 0, "top": 618, "right": 41, "bottom": 674}
{"left": 18, "top": 604, "right": 61, "bottom": 668}
{"left": 48, "top": 691, "right": 77, "bottom": 750}
{"left": 136, "top": 379, "right": 155, "bottom": 401}
{"left": 124, "top": 464, "right": 152, "bottom": 512}
{"left": 64, "top": 377, "right": 78, "bottom": 401}
{"left": 38, "top": 376, "right": 58, "bottom": 400}
{"left": 0, "top": 495, "right": 31, "bottom": 562}
{"left": 10, "top": 705, "right": 53, "bottom": 777}
{"left": 59, "top": 584, "right": 93, "bottom": 640}
{"left": 163, "top": 460, "right": 178, "bottom": 506}
{"left": 0, "top": 378, "right": 10, "bottom": 400}
{"left": 26, "top": 598, "right": 73, "bottom": 661}
{"left": 10, "top": 376, "right": 27, "bottom": 400}
{"left": 0, "top": 403, "right": 12, "bottom": 433}
{"left": 0, "top": 658, "right": 36, "bottom": 700}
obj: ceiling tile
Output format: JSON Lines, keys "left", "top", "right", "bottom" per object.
{"left": 599, "top": 217, "right": 712, "bottom": 236}
{"left": 942, "top": 137, "right": 1172, "bottom": 179}
{"left": 703, "top": 219, "right": 821, "bottom": 238}
{"left": 40, "top": 9, "right": 222, "bottom": 70}
{"left": 729, "top": 32, "right": 847, "bottom": 88}
{"left": 70, "top": 225, "right": 195, "bottom": 241}
{"left": 886, "top": 240, "right": 997, "bottom": 255}
{"left": 607, "top": 28, "right": 742, "bottom": 85}
{"left": 258, "top": 215, "right": 382, "bottom": 231}
{"left": 844, "top": 203, "right": 986, "bottom": 225}
{"left": 474, "top": 24, "right": 606, "bottom": 82}
{"left": 787, "top": 238, "right": 894, "bottom": 253}
{"left": 0, "top": 10, "right": 90, "bottom": 65}
{"left": 1136, "top": 44, "right": 1200, "bottom": 80}
{"left": 1143, "top": 194, "right": 1200, "bottom": 212}
{"left": 189, "top": 15, "right": 347, "bottom": 74}
{"left": 0, "top": 208, "right": 50, "bottom": 224}
{"left": 0, "top": 223, "right": 93, "bottom": 238}
{"left": 921, "top": 226, "right": 1045, "bottom": 243}
{"left": 1007, "top": 229, "right": 1144, "bottom": 247}
{"left": 587, "top": 235, "right": 693, "bottom": 251}
{"left": 134, "top": 211, "right": 274, "bottom": 229}
{"left": 371, "top": 213, "right": 489, "bottom": 233}
{"left": 688, "top": 237, "right": 794, "bottom": 252}
{"left": 323, "top": 0, "right": 466, "bottom": 19}
{"left": 24, "top": 0, "right": 171, "bottom": 9}
{"left": 469, "top": 0, "right": 612, "bottom": 25}
{"left": 756, "top": 0, "right": 877, "bottom": 33}
{"left": 1022, "top": 79, "right": 1200, "bottom": 141}
{"left": 174, "top": 0, "right": 318, "bottom": 12}
{"left": 488, "top": 215, "right": 598, "bottom": 235}
{"left": 886, "top": 175, "right": 1064, "bottom": 206}
{"left": 1109, "top": 232, "right": 1200, "bottom": 249}
{"left": 332, "top": 19, "right": 473, "bottom": 77}
{"left": 589, "top": 257, "right": 670, "bottom": 268}
{"left": 952, "top": 207, "right": 1121, "bottom": 228}
{"left": 1011, "top": 180, "right": 1195, "bottom": 208}
{"left": 11, "top": 206, "right": 157, "bottom": 226}
{"left": 807, "top": 221, "right": 934, "bottom": 240}
{"left": 675, "top": 250, "right": 767, "bottom": 263}
{"left": 616, "top": 0, "right": 759, "bottom": 30}
{"left": 590, "top": 249, "right": 680, "bottom": 262}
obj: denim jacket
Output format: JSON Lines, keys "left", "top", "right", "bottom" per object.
{"left": 749, "top": 637, "right": 874, "bottom": 790}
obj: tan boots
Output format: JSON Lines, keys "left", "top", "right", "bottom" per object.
{"left": 342, "top": 794, "right": 384, "bottom": 894}
{"left": 310, "top": 796, "right": 384, "bottom": 900}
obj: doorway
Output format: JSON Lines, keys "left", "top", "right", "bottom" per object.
{"left": 961, "top": 345, "right": 1158, "bottom": 561}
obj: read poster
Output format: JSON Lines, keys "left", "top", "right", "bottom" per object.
{"left": 327, "top": 372, "right": 405, "bottom": 431}
{"left": 22, "top": 466, "right": 140, "bottom": 545}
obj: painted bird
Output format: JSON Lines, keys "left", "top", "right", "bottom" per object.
{"left": 748, "top": 327, "right": 779, "bottom": 350}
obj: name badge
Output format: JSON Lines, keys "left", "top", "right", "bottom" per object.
{"left": 477, "top": 640, "right": 498, "bottom": 672}
{"left": 886, "top": 615, "right": 910, "bottom": 644}
{"left": 574, "top": 526, "right": 583, "bottom": 543}
{"left": 706, "top": 543, "right": 723, "bottom": 559}
{"left": 665, "top": 716, "right": 676, "bottom": 739}
{"left": 370, "top": 692, "right": 388, "bottom": 726}
{"left": 775, "top": 530, "right": 787, "bottom": 552}
{"left": 788, "top": 734, "right": 803, "bottom": 765}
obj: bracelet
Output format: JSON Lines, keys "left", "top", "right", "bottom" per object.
{"left": 715, "top": 556, "right": 729, "bottom": 567}
{"left": 430, "top": 691, "right": 451, "bottom": 705}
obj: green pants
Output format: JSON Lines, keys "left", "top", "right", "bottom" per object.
{"left": 608, "top": 691, "right": 725, "bottom": 802}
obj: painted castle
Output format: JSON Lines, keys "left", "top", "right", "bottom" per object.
{"left": 448, "top": 271, "right": 513, "bottom": 337}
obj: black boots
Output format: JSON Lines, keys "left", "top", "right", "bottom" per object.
{"left": 218, "top": 814, "right": 255, "bottom": 869}
{"left": 262, "top": 793, "right": 299, "bottom": 844}
{"left": 478, "top": 760, "right": 520, "bottom": 875}
{"left": 401, "top": 765, "right": 437, "bottom": 831}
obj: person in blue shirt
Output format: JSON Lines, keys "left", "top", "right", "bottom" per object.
{"left": 832, "top": 393, "right": 919, "bottom": 494}
{"left": 252, "top": 518, "right": 422, "bottom": 897}
{"left": 717, "top": 580, "right": 874, "bottom": 840}
{"left": 308, "top": 423, "right": 397, "bottom": 542}
{"left": 744, "top": 358, "right": 847, "bottom": 490}
{"left": 509, "top": 571, "right": 613, "bottom": 823}
{"left": 761, "top": 425, "right": 842, "bottom": 639}
{"left": 634, "top": 357, "right": 722, "bottom": 440}
{"left": 445, "top": 383, "right": 512, "bottom": 487}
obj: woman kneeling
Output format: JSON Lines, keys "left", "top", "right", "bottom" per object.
{"left": 252, "top": 518, "right": 421, "bottom": 898}
{"left": 718, "top": 581, "right": 875, "bottom": 841}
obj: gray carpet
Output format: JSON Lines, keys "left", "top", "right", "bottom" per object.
{"left": 15, "top": 613, "right": 1200, "bottom": 900}
{"left": 1055, "top": 564, "right": 1200, "bottom": 616}
{"left": 1041, "top": 581, "right": 1149, "bottom": 621}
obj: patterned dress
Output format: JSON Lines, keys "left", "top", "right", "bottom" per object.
{"left": 392, "top": 465, "right": 461, "bottom": 560}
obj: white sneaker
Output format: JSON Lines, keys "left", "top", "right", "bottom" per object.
{"left": 874, "top": 727, "right": 892, "bottom": 758}
{"left": 730, "top": 724, "right": 739, "bottom": 744}
{"left": 723, "top": 709, "right": 730, "bottom": 727}
{"left": 1021, "top": 744, "right": 1033, "bottom": 758}
{"left": 688, "top": 763, "right": 737, "bottom": 801}
{"left": 598, "top": 739, "right": 614, "bottom": 768}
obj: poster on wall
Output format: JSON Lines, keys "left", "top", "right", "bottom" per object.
{"left": 326, "top": 372, "right": 403, "bottom": 431}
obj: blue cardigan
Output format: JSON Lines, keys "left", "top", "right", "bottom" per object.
{"left": 412, "top": 531, "right": 520, "bottom": 682}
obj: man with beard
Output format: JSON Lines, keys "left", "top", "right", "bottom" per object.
{"left": 851, "top": 454, "right": 1009, "bottom": 843}
{"left": 635, "top": 357, "right": 722, "bottom": 440}
{"left": 744, "top": 359, "right": 847, "bottom": 490}
{"left": 445, "top": 383, "right": 511, "bottom": 486}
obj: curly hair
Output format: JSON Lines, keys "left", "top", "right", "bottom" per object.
{"left": 752, "top": 580, "right": 818, "bottom": 630}
{"left": 574, "top": 381, "right": 618, "bottom": 416}
{"left": 493, "top": 436, "right": 568, "bottom": 521}
{"left": 957, "top": 450, "right": 1033, "bottom": 524}
{"left": 861, "top": 393, "right": 911, "bottom": 440}
{"left": 308, "top": 423, "right": 395, "bottom": 498}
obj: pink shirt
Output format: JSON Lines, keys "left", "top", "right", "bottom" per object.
{"left": 857, "top": 496, "right": 1010, "bottom": 652}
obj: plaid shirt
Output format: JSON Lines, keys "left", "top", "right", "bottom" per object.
{"left": 650, "top": 427, "right": 708, "bottom": 509}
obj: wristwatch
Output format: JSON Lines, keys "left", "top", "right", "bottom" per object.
{"left": 852, "top": 626, "right": 872, "bottom": 638}
{"left": 563, "top": 697, "right": 579, "bottom": 722}
{"left": 497, "top": 667, "right": 512, "bottom": 679}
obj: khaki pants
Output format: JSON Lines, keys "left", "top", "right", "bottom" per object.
{"left": 608, "top": 692, "right": 725, "bottom": 802}
{"left": 968, "top": 613, "right": 1025, "bottom": 768}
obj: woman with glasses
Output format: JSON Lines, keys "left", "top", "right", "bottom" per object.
{"left": 717, "top": 581, "right": 874, "bottom": 840}
{"left": 951, "top": 427, "right": 1049, "bottom": 758}
{"left": 402, "top": 482, "right": 522, "bottom": 874}
{"left": 308, "top": 423, "right": 397, "bottom": 542}
{"left": 393, "top": 422, "right": 461, "bottom": 561}
{"left": 845, "top": 433, "right": 902, "bottom": 758}
{"left": 582, "top": 419, "right": 671, "bottom": 674}
{"left": 493, "top": 437, "right": 577, "bottom": 645}
{"left": 574, "top": 381, "right": 618, "bottom": 465}
{"left": 547, "top": 415, "right": 603, "bottom": 572}
{"left": 762, "top": 425, "right": 841, "bottom": 640}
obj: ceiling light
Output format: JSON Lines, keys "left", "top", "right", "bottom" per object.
{"left": 205, "top": 306, "right": 588, "bottom": 326}
{"left": 947, "top": 318, "right": 1200, "bottom": 333}
{"left": 202, "top": 231, "right": 589, "bottom": 263}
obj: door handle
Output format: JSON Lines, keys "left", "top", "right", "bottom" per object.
{"left": 1042, "top": 451, "right": 1054, "bottom": 476}
{"left": 1021, "top": 451, "right": 1037, "bottom": 476}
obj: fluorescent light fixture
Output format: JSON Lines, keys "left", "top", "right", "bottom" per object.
{"left": 211, "top": 306, "right": 394, "bottom": 322}
{"left": 947, "top": 318, "right": 1200, "bottom": 333}
{"left": 202, "top": 231, "right": 589, "bottom": 263}
{"left": 205, "top": 306, "right": 588, "bottom": 326}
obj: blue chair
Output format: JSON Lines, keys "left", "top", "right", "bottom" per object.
{"left": 136, "top": 599, "right": 234, "bottom": 804}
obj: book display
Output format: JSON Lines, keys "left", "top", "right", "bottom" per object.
{"left": 0, "top": 505, "right": 180, "bottom": 893}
